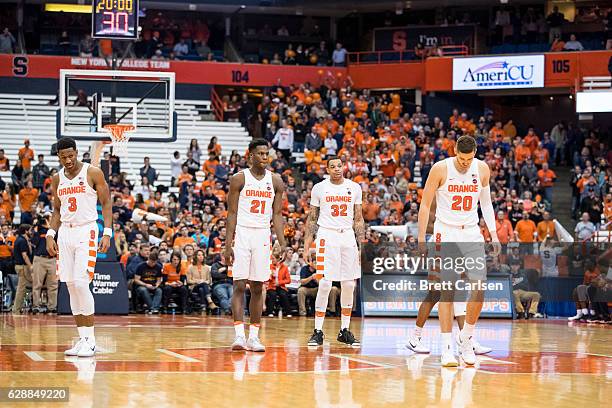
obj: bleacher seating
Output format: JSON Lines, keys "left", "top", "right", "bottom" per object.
{"left": 0, "top": 93, "right": 251, "bottom": 192}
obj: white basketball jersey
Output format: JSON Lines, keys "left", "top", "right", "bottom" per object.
{"left": 310, "top": 178, "right": 362, "bottom": 230}
{"left": 435, "top": 157, "right": 482, "bottom": 227}
{"left": 57, "top": 163, "right": 98, "bottom": 224}
{"left": 236, "top": 169, "right": 275, "bottom": 228}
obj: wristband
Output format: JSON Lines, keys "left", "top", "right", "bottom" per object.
{"left": 103, "top": 227, "right": 113, "bottom": 237}
{"left": 47, "top": 229, "right": 57, "bottom": 238}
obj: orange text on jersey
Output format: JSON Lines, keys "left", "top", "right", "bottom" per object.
{"left": 245, "top": 189, "right": 272, "bottom": 198}
{"left": 325, "top": 196, "right": 352, "bottom": 203}
{"left": 58, "top": 185, "right": 86, "bottom": 197}
{"left": 447, "top": 185, "right": 478, "bottom": 193}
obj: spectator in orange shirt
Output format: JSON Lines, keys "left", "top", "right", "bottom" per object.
{"left": 363, "top": 194, "right": 380, "bottom": 225}
{"left": 203, "top": 154, "right": 219, "bottom": 175}
{"left": 489, "top": 121, "right": 505, "bottom": 141}
{"left": 536, "top": 211, "right": 556, "bottom": 241}
{"left": 532, "top": 142, "right": 549, "bottom": 167}
{"left": 523, "top": 127, "right": 539, "bottom": 153}
{"left": 604, "top": 193, "right": 612, "bottom": 224}
{"left": 495, "top": 210, "right": 515, "bottom": 246}
{"left": 162, "top": 252, "right": 188, "bottom": 313}
{"left": 173, "top": 226, "right": 196, "bottom": 250}
{"left": 18, "top": 139, "right": 34, "bottom": 171}
{"left": 265, "top": 258, "right": 292, "bottom": 317}
{"left": 537, "top": 162, "right": 556, "bottom": 204}
{"left": 515, "top": 140, "right": 532, "bottom": 163}
{"left": 0, "top": 149, "right": 9, "bottom": 171}
{"left": 18, "top": 179, "right": 38, "bottom": 224}
{"left": 514, "top": 211, "right": 537, "bottom": 254}
{"left": 503, "top": 119, "right": 517, "bottom": 138}
{"left": 176, "top": 165, "right": 194, "bottom": 187}
{"left": 207, "top": 136, "right": 222, "bottom": 157}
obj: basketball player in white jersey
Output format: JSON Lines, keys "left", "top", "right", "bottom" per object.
{"left": 46, "top": 137, "right": 112, "bottom": 357}
{"left": 224, "top": 139, "right": 286, "bottom": 352}
{"left": 416, "top": 136, "right": 500, "bottom": 367}
{"left": 304, "top": 156, "right": 365, "bottom": 347}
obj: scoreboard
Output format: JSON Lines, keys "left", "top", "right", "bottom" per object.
{"left": 92, "top": 0, "right": 139, "bottom": 40}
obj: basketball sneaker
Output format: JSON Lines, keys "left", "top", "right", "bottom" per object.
{"left": 455, "top": 337, "right": 492, "bottom": 355}
{"left": 231, "top": 336, "right": 247, "bottom": 351}
{"left": 440, "top": 350, "right": 459, "bottom": 367}
{"left": 568, "top": 311, "right": 583, "bottom": 321}
{"left": 64, "top": 338, "right": 86, "bottom": 356}
{"left": 405, "top": 334, "right": 430, "bottom": 353}
{"left": 337, "top": 328, "right": 360, "bottom": 347}
{"left": 246, "top": 337, "right": 266, "bottom": 352}
{"left": 77, "top": 338, "right": 97, "bottom": 358}
{"left": 458, "top": 336, "right": 476, "bottom": 365}
{"left": 308, "top": 329, "right": 324, "bottom": 346}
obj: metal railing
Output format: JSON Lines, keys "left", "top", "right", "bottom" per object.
{"left": 348, "top": 45, "right": 469, "bottom": 65}
{"left": 210, "top": 88, "right": 224, "bottom": 122}
{"left": 581, "top": 76, "right": 612, "bottom": 91}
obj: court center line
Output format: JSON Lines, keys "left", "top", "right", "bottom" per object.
{"left": 23, "top": 351, "right": 45, "bottom": 362}
{"left": 327, "top": 353, "right": 396, "bottom": 369}
{"left": 156, "top": 348, "right": 201, "bottom": 363}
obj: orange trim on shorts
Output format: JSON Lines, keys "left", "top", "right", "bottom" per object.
{"left": 88, "top": 241, "right": 96, "bottom": 247}
{"left": 233, "top": 321, "right": 243, "bottom": 326}
{"left": 316, "top": 265, "right": 325, "bottom": 271}
{"left": 250, "top": 323, "right": 260, "bottom": 328}
{"left": 341, "top": 309, "right": 352, "bottom": 316}
{"left": 318, "top": 247, "right": 325, "bottom": 254}
{"left": 89, "top": 271, "right": 94, "bottom": 280}
{"left": 88, "top": 250, "right": 97, "bottom": 257}
{"left": 87, "top": 260, "right": 96, "bottom": 268}
{"left": 316, "top": 256, "right": 325, "bottom": 262}
{"left": 315, "top": 311, "right": 325, "bottom": 317}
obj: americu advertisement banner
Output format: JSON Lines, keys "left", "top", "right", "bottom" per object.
{"left": 453, "top": 54, "right": 545, "bottom": 91}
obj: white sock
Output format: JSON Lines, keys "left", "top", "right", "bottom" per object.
{"left": 589, "top": 309, "right": 596, "bottom": 316}
{"left": 581, "top": 308, "right": 588, "bottom": 315}
{"left": 414, "top": 326, "right": 423, "bottom": 338}
{"left": 341, "top": 313, "right": 351, "bottom": 329}
{"left": 575, "top": 310, "right": 583, "bottom": 317}
{"left": 460, "top": 322, "right": 475, "bottom": 342}
{"left": 441, "top": 333, "right": 453, "bottom": 352}
{"left": 315, "top": 315, "right": 325, "bottom": 331}
{"left": 249, "top": 324, "right": 260, "bottom": 339}
{"left": 77, "top": 326, "right": 85, "bottom": 339}
{"left": 82, "top": 326, "right": 95, "bottom": 344}
{"left": 234, "top": 322, "right": 245, "bottom": 338}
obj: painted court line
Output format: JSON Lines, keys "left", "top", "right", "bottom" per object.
{"left": 327, "top": 353, "right": 396, "bottom": 369}
{"left": 156, "top": 348, "right": 201, "bottom": 363}
{"left": 24, "top": 351, "right": 45, "bottom": 362}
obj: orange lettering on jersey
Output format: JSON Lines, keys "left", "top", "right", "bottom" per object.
{"left": 245, "top": 189, "right": 272, "bottom": 198}
{"left": 448, "top": 184, "right": 478, "bottom": 193}
{"left": 325, "top": 196, "right": 351, "bottom": 203}
{"left": 58, "top": 185, "right": 86, "bottom": 197}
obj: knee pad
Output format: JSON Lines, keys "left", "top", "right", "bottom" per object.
{"left": 340, "top": 280, "right": 356, "bottom": 309}
{"left": 453, "top": 301, "right": 466, "bottom": 317}
{"left": 315, "top": 278, "right": 333, "bottom": 312}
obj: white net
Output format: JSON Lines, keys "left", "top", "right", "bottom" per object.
{"left": 103, "top": 124, "right": 134, "bottom": 158}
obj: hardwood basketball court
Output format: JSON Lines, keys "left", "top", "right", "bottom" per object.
{"left": 0, "top": 314, "right": 609, "bottom": 407}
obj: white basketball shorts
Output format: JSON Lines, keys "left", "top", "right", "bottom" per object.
{"left": 315, "top": 227, "right": 361, "bottom": 282}
{"left": 57, "top": 221, "right": 98, "bottom": 283}
{"left": 232, "top": 225, "right": 271, "bottom": 282}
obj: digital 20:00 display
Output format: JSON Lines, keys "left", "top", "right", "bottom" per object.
{"left": 92, "top": 0, "right": 139, "bottom": 40}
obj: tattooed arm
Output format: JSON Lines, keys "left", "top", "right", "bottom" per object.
{"left": 353, "top": 203, "right": 365, "bottom": 252}
{"left": 303, "top": 206, "right": 320, "bottom": 264}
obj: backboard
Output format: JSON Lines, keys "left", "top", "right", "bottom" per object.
{"left": 56, "top": 69, "right": 176, "bottom": 143}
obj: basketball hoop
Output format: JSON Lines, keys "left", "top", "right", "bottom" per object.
{"left": 103, "top": 124, "right": 134, "bottom": 157}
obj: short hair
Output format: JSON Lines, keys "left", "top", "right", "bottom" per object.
{"left": 57, "top": 137, "right": 77, "bottom": 152}
{"left": 326, "top": 156, "right": 342, "bottom": 167}
{"left": 18, "top": 224, "right": 31, "bottom": 235}
{"left": 248, "top": 138, "right": 269, "bottom": 152}
{"left": 148, "top": 252, "right": 159, "bottom": 262}
{"left": 456, "top": 135, "right": 476, "bottom": 154}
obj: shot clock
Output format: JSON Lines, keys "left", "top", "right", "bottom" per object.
{"left": 92, "top": 0, "right": 139, "bottom": 39}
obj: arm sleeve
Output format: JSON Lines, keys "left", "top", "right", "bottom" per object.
{"left": 479, "top": 185, "right": 497, "bottom": 233}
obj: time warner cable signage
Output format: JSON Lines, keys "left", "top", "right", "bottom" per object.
{"left": 453, "top": 55, "right": 544, "bottom": 91}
